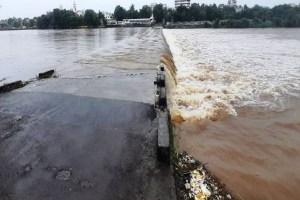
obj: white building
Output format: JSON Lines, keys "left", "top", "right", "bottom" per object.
{"left": 228, "top": 0, "right": 243, "bottom": 12}
{"left": 103, "top": 12, "right": 117, "bottom": 25}
{"left": 175, "top": 0, "right": 191, "bottom": 8}
{"left": 72, "top": 0, "right": 85, "bottom": 16}
{"left": 122, "top": 18, "right": 154, "bottom": 26}
{"left": 103, "top": 12, "right": 114, "bottom": 20}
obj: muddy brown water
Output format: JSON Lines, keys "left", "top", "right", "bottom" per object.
{"left": 174, "top": 97, "right": 300, "bottom": 200}
{"left": 164, "top": 29, "right": 300, "bottom": 200}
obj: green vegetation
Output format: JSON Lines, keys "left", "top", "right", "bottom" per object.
{"left": 113, "top": 3, "right": 300, "bottom": 28}
{"left": 113, "top": 4, "right": 152, "bottom": 20}
{"left": 35, "top": 9, "right": 106, "bottom": 29}
{"left": 1, "top": 3, "right": 299, "bottom": 29}
{"left": 167, "top": 3, "right": 300, "bottom": 28}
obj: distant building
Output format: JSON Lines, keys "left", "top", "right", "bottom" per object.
{"left": 227, "top": 0, "right": 243, "bottom": 12}
{"left": 104, "top": 8, "right": 154, "bottom": 27}
{"left": 175, "top": 0, "right": 191, "bottom": 8}
{"left": 103, "top": 12, "right": 117, "bottom": 26}
{"left": 289, "top": 3, "right": 300, "bottom": 7}
{"left": 228, "top": 0, "right": 237, "bottom": 7}
{"left": 76, "top": 10, "right": 85, "bottom": 16}
{"left": 122, "top": 18, "right": 154, "bottom": 26}
{"left": 72, "top": 0, "right": 85, "bottom": 16}
{"left": 103, "top": 12, "right": 113, "bottom": 20}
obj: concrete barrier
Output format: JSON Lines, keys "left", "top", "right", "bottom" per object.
{"left": 154, "top": 73, "right": 166, "bottom": 87}
{"left": 155, "top": 64, "right": 171, "bottom": 165}
{"left": 155, "top": 65, "right": 167, "bottom": 109}
{"left": 158, "top": 87, "right": 167, "bottom": 108}
{"left": 0, "top": 70, "right": 55, "bottom": 94}
{"left": 157, "top": 112, "right": 170, "bottom": 164}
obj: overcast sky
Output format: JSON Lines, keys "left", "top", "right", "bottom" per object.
{"left": 0, "top": 0, "right": 299, "bottom": 19}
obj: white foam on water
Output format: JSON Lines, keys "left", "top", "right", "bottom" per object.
{"left": 163, "top": 29, "right": 300, "bottom": 122}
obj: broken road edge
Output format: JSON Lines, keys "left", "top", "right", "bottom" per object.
{"left": 0, "top": 69, "right": 56, "bottom": 94}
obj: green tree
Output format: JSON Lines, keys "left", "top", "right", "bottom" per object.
{"left": 29, "top": 18, "right": 37, "bottom": 28}
{"left": 63, "top": 10, "right": 80, "bottom": 28}
{"left": 7, "top": 17, "right": 22, "bottom": 28}
{"left": 127, "top": 5, "right": 139, "bottom": 19}
{"left": 84, "top": 9, "right": 99, "bottom": 27}
{"left": 189, "top": 4, "right": 202, "bottom": 21}
{"left": 114, "top": 5, "right": 127, "bottom": 21}
{"left": 205, "top": 4, "right": 220, "bottom": 21}
{"left": 53, "top": 8, "right": 63, "bottom": 28}
{"left": 164, "top": 8, "right": 175, "bottom": 22}
{"left": 153, "top": 4, "right": 164, "bottom": 23}
{"left": 139, "top": 5, "right": 152, "bottom": 18}
{"left": 37, "top": 13, "right": 52, "bottom": 29}
{"left": 174, "top": 6, "right": 190, "bottom": 22}
{"left": 98, "top": 12, "right": 107, "bottom": 26}
{"left": 222, "top": 6, "right": 236, "bottom": 19}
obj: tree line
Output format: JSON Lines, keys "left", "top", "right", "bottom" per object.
{"left": 2, "top": 9, "right": 106, "bottom": 29}
{"left": 36, "top": 9, "right": 106, "bottom": 29}
{"left": 163, "top": 3, "right": 300, "bottom": 28}
{"left": 114, "top": 3, "right": 300, "bottom": 28}
{"left": 2, "top": 3, "right": 300, "bottom": 29}
{"left": 114, "top": 5, "right": 152, "bottom": 20}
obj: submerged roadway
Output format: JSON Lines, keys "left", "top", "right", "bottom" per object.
{"left": 0, "top": 28, "right": 176, "bottom": 200}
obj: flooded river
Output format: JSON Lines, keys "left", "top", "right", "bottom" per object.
{"left": 0, "top": 28, "right": 165, "bottom": 85}
{"left": 1, "top": 27, "right": 300, "bottom": 199}
{"left": 163, "top": 28, "right": 300, "bottom": 200}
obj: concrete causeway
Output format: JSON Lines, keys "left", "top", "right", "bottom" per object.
{"left": 0, "top": 28, "right": 176, "bottom": 200}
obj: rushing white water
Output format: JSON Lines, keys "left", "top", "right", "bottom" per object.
{"left": 163, "top": 29, "right": 300, "bottom": 122}
{"left": 164, "top": 28, "right": 300, "bottom": 200}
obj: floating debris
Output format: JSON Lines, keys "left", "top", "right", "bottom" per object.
{"left": 15, "top": 116, "right": 23, "bottom": 121}
{"left": 175, "top": 152, "right": 235, "bottom": 200}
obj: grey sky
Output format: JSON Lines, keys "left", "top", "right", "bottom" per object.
{"left": 0, "top": 0, "right": 299, "bottom": 19}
